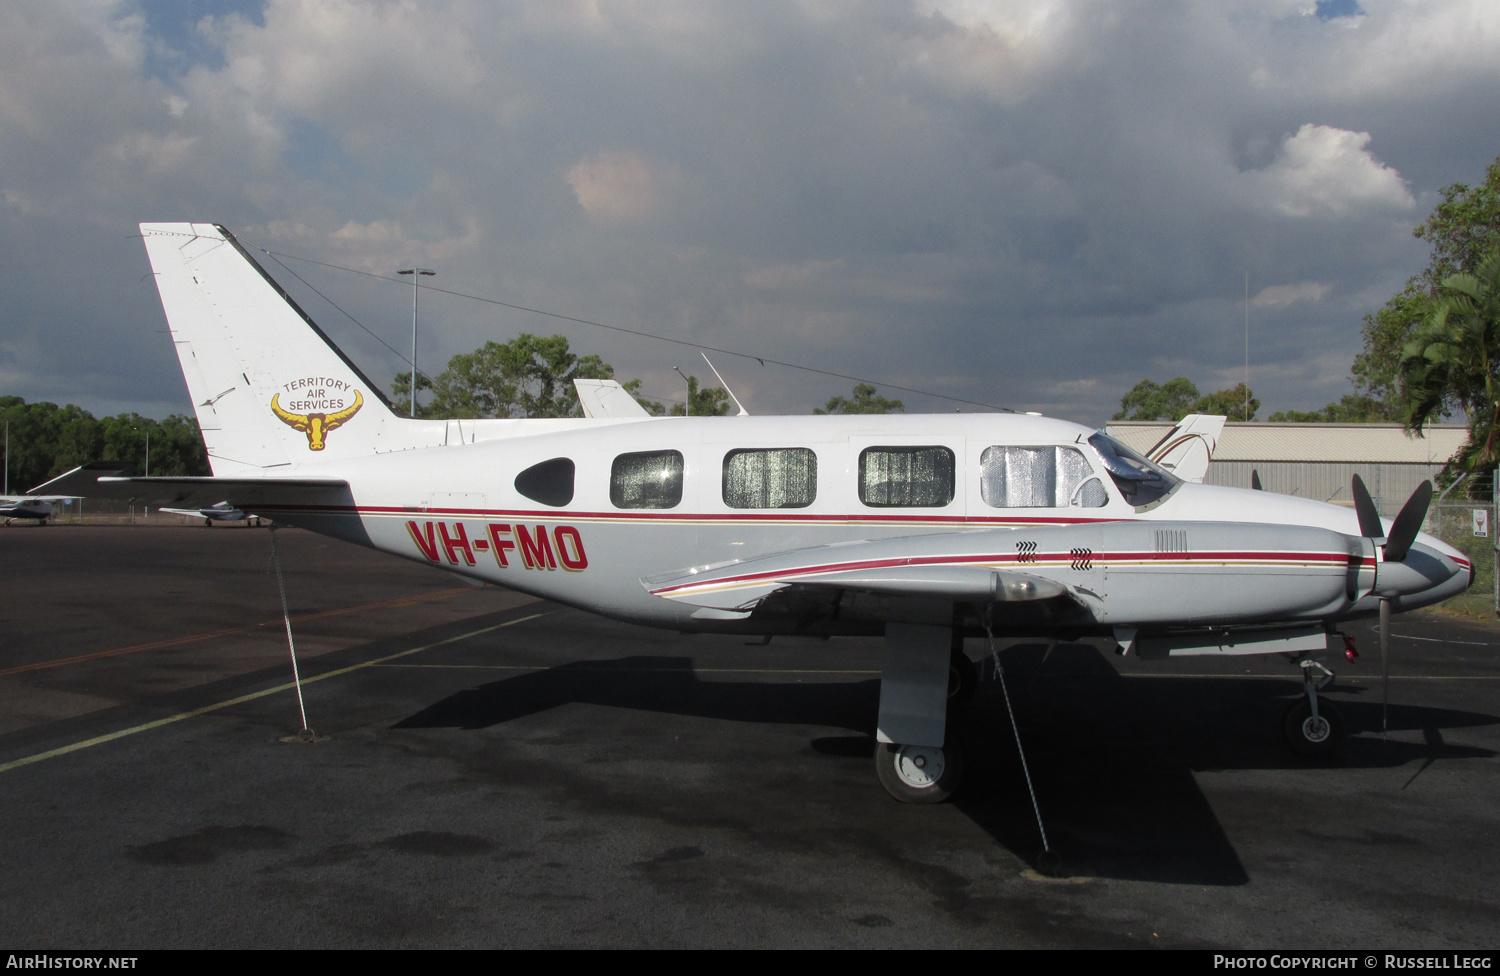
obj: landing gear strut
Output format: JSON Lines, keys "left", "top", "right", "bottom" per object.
{"left": 1283, "top": 655, "right": 1343, "bottom": 756}
{"left": 874, "top": 617, "right": 965, "bottom": 803}
{"left": 948, "top": 637, "right": 977, "bottom": 712}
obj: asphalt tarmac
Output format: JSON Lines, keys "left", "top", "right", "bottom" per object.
{"left": 0, "top": 525, "right": 1497, "bottom": 949}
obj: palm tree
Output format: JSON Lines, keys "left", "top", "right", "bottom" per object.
{"left": 1400, "top": 249, "right": 1500, "bottom": 472}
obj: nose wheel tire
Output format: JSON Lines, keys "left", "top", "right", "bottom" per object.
{"left": 875, "top": 738, "right": 965, "bottom": 804}
{"left": 1282, "top": 698, "right": 1344, "bottom": 756}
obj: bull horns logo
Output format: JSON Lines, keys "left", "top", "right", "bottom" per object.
{"left": 270, "top": 390, "right": 363, "bottom": 451}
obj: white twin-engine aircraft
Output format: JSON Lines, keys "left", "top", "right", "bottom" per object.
{"left": 39, "top": 223, "right": 1471, "bottom": 804}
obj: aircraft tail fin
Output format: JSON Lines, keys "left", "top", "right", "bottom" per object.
{"left": 573, "top": 379, "right": 653, "bottom": 419}
{"left": 140, "top": 223, "right": 422, "bottom": 475}
{"left": 1144, "top": 413, "right": 1226, "bottom": 483}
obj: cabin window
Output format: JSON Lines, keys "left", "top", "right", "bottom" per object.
{"left": 723, "top": 448, "right": 817, "bottom": 509}
{"left": 980, "top": 446, "right": 1105, "bottom": 508}
{"left": 514, "top": 457, "right": 575, "bottom": 507}
{"left": 859, "top": 446, "right": 955, "bottom": 507}
{"left": 611, "top": 450, "right": 684, "bottom": 509}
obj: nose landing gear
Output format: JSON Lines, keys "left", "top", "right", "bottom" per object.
{"left": 1283, "top": 655, "right": 1343, "bottom": 756}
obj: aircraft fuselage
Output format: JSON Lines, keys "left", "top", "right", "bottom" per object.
{"left": 247, "top": 413, "right": 1471, "bottom": 638}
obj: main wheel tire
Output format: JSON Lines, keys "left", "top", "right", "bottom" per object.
{"left": 948, "top": 650, "right": 978, "bottom": 712}
{"left": 1282, "top": 698, "right": 1344, "bottom": 757}
{"left": 875, "top": 737, "right": 965, "bottom": 804}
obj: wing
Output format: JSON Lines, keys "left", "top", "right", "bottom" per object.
{"left": 642, "top": 529, "right": 1084, "bottom": 615}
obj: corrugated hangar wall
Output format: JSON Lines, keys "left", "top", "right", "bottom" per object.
{"left": 1201, "top": 461, "right": 1435, "bottom": 514}
{"left": 1105, "top": 422, "right": 1470, "bottom": 517}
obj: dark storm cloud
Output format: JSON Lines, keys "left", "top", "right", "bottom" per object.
{"left": 1, "top": 0, "right": 1497, "bottom": 423}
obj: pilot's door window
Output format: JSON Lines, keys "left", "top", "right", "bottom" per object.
{"left": 858, "top": 446, "right": 956, "bottom": 507}
{"left": 980, "top": 446, "right": 1107, "bottom": 508}
{"left": 723, "top": 448, "right": 817, "bottom": 509}
{"left": 611, "top": 450, "right": 684, "bottom": 509}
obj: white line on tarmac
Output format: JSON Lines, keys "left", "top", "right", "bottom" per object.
{"left": 372, "top": 664, "right": 881, "bottom": 675}
{"left": 0, "top": 612, "right": 548, "bottom": 776}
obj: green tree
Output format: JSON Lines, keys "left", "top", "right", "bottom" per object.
{"left": 1, "top": 397, "right": 207, "bottom": 491}
{"left": 814, "top": 383, "right": 904, "bottom": 415}
{"left": 1399, "top": 250, "right": 1500, "bottom": 473}
{"left": 668, "top": 375, "right": 731, "bottom": 416}
{"left": 1353, "top": 156, "right": 1500, "bottom": 412}
{"left": 1111, "top": 377, "right": 1200, "bottom": 421}
{"left": 391, "top": 333, "right": 653, "bottom": 419}
{"left": 1111, "top": 378, "right": 1257, "bottom": 421}
{"left": 1191, "top": 382, "right": 1259, "bottom": 421}
{"left": 1268, "top": 394, "right": 1392, "bottom": 423}
{"left": 619, "top": 379, "right": 666, "bottom": 416}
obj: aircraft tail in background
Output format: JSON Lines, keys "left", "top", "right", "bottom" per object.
{"left": 1142, "top": 413, "right": 1226, "bottom": 483}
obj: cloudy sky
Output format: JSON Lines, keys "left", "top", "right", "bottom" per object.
{"left": 2, "top": 0, "right": 1498, "bottom": 424}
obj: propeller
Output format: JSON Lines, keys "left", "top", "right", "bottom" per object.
{"left": 1350, "top": 475, "right": 1435, "bottom": 734}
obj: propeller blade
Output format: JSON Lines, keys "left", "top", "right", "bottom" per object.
{"left": 1383, "top": 480, "right": 1433, "bottom": 563}
{"left": 1251, "top": 470, "right": 1263, "bottom": 491}
{"left": 1352, "top": 474, "right": 1383, "bottom": 540}
{"left": 1380, "top": 597, "right": 1391, "bottom": 735}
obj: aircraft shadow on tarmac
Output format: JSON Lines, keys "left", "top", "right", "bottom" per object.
{"left": 394, "top": 640, "right": 1497, "bottom": 886}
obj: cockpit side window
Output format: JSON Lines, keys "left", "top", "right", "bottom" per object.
{"left": 980, "top": 446, "right": 1104, "bottom": 508}
{"left": 611, "top": 450, "right": 684, "bottom": 509}
{"left": 1087, "top": 432, "right": 1179, "bottom": 508}
{"left": 859, "top": 446, "right": 955, "bottom": 507}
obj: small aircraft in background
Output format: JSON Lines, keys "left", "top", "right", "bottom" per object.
{"left": 159, "top": 502, "right": 259, "bottom": 527}
{"left": 35, "top": 223, "right": 1471, "bottom": 806}
{"left": 0, "top": 495, "right": 75, "bottom": 525}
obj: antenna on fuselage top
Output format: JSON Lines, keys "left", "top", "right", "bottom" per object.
{"left": 701, "top": 352, "right": 750, "bottom": 416}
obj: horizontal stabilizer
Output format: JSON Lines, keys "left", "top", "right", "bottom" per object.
{"left": 32, "top": 464, "right": 347, "bottom": 509}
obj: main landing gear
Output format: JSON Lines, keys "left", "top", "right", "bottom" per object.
{"left": 872, "top": 618, "right": 971, "bottom": 803}
{"left": 875, "top": 740, "right": 966, "bottom": 804}
{"left": 1283, "top": 653, "right": 1344, "bottom": 756}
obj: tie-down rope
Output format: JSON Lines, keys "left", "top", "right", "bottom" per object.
{"left": 269, "top": 527, "right": 315, "bottom": 740}
{"left": 984, "top": 616, "right": 1051, "bottom": 858}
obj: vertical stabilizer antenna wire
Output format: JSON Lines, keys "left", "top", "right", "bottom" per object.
{"left": 269, "top": 527, "right": 315, "bottom": 740}
{"left": 985, "top": 612, "right": 1051, "bottom": 858}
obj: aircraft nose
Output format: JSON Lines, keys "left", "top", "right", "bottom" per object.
{"left": 1380, "top": 543, "right": 1470, "bottom": 611}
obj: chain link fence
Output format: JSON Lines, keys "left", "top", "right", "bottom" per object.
{"left": 1424, "top": 472, "right": 1497, "bottom": 619}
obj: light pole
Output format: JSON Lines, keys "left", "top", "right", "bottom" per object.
{"left": 673, "top": 366, "right": 690, "bottom": 417}
{"left": 398, "top": 267, "right": 436, "bottom": 418}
